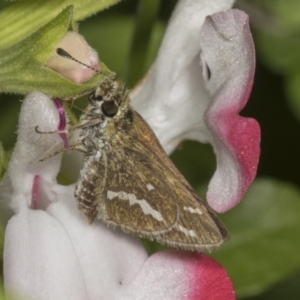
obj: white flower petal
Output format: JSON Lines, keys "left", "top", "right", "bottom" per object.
{"left": 6, "top": 91, "right": 63, "bottom": 212}
{"left": 131, "top": 0, "right": 234, "bottom": 153}
{"left": 131, "top": 1, "right": 260, "bottom": 213}
{"left": 47, "top": 184, "right": 148, "bottom": 299}
{"left": 3, "top": 92, "right": 148, "bottom": 299}
{"left": 116, "top": 250, "right": 235, "bottom": 300}
{"left": 4, "top": 201, "right": 88, "bottom": 300}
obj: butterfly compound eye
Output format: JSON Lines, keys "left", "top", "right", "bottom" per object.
{"left": 101, "top": 101, "right": 118, "bottom": 117}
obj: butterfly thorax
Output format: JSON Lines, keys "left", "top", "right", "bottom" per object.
{"left": 77, "top": 76, "right": 134, "bottom": 154}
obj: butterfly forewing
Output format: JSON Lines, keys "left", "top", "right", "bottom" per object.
{"left": 133, "top": 112, "right": 228, "bottom": 249}
{"left": 75, "top": 108, "right": 228, "bottom": 251}
{"left": 158, "top": 193, "right": 228, "bottom": 251}
{"left": 76, "top": 147, "right": 178, "bottom": 232}
{"left": 103, "top": 148, "right": 178, "bottom": 233}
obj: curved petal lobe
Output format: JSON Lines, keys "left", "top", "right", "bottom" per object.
{"left": 200, "top": 10, "right": 260, "bottom": 212}
{"left": 4, "top": 202, "right": 88, "bottom": 300}
{"left": 6, "top": 92, "right": 63, "bottom": 213}
{"left": 117, "top": 250, "right": 234, "bottom": 300}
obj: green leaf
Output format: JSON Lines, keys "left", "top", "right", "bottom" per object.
{"left": 254, "top": 31, "right": 300, "bottom": 123}
{"left": 285, "top": 73, "right": 300, "bottom": 122}
{"left": 251, "top": 0, "right": 300, "bottom": 75}
{"left": 252, "top": 0, "right": 300, "bottom": 32}
{"left": 0, "top": 6, "right": 111, "bottom": 98}
{"left": 79, "top": 14, "right": 135, "bottom": 79}
{"left": 0, "top": 283, "right": 4, "bottom": 300}
{"left": 80, "top": 13, "right": 165, "bottom": 82}
{"left": 0, "top": 95, "right": 20, "bottom": 149}
{"left": 0, "top": 142, "right": 8, "bottom": 179}
{"left": 171, "top": 140, "right": 215, "bottom": 189}
{"left": 251, "top": 2, "right": 300, "bottom": 124}
{"left": 243, "top": 270, "right": 300, "bottom": 300}
{"left": 125, "top": 0, "right": 161, "bottom": 86}
{"left": 0, "top": 0, "right": 121, "bottom": 49}
{"left": 0, "top": 225, "right": 3, "bottom": 259}
{"left": 210, "top": 178, "right": 300, "bottom": 298}
{"left": 255, "top": 31, "right": 300, "bottom": 75}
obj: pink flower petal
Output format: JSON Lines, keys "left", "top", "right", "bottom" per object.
{"left": 118, "top": 250, "right": 234, "bottom": 300}
{"left": 31, "top": 175, "right": 40, "bottom": 210}
{"left": 200, "top": 10, "right": 260, "bottom": 212}
{"left": 189, "top": 253, "right": 235, "bottom": 300}
{"left": 53, "top": 98, "right": 70, "bottom": 152}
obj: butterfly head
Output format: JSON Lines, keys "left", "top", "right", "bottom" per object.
{"left": 86, "top": 76, "right": 134, "bottom": 136}
{"left": 55, "top": 48, "right": 133, "bottom": 129}
{"left": 87, "top": 76, "right": 123, "bottom": 116}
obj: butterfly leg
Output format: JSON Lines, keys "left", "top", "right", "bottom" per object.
{"left": 39, "top": 143, "right": 88, "bottom": 162}
{"left": 35, "top": 126, "right": 69, "bottom": 135}
{"left": 35, "top": 117, "right": 103, "bottom": 135}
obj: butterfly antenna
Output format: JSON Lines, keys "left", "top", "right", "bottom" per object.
{"left": 61, "top": 99, "right": 86, "bottom": 114}
{"left": 61, "top": 99, "right": 100, "bottom": 116}
{"left": 56, "top": 48, "right": 101, "bottom": 74}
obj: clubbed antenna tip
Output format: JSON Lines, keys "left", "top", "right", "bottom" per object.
{"left": 56, "top": 48, "right": 100, "bottom": 73}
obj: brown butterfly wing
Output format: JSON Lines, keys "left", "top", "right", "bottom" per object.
{"left": 76, "top": 147, "right": 178, "bottom": 233}
{"left": 76, "top": 109, "right": 228, "bottom": 251}
{"left": 155, "top": 191, "right": 229, "bottom": 251}
{"left": 101, "top": 147, "right": 179, "bottom": 234}
{"left": 133, "top": 112, "right": 229, "bottom": 250}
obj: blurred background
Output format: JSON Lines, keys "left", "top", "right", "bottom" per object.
{"left": 1, "top": 0, "right": 300, "bottom": 299}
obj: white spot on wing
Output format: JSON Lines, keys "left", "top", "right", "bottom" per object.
{"left": 183, "top": 206, "right": 203, "bottom": 215}
{"left": 146, "top": 184, "right": 155, "bottom": 191}
{"left": 107, "top": 190, "right": 164, "bottom": 222}
{"left": 178, "top": 225, "right": 197, "bottom": 238}
{"left": 95, "top": 150, "right": 101, "bottom": 161}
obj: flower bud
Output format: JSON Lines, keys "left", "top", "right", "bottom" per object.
{"left": 46, "top": 31, "right": 100, "bottom": 83}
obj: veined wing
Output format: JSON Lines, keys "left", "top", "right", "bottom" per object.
{"left": 75, "top": 110, "right": 228, "bottom": 251}
{"left": 76, "top": 147, "right": 178, "bottom": 234}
